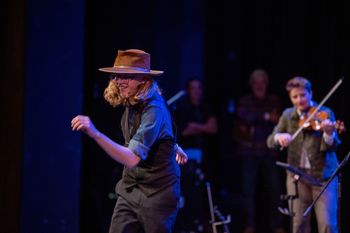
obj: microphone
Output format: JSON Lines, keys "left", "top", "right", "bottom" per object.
{"left": 167, "top": 90, "right": 185, "bottom": 105}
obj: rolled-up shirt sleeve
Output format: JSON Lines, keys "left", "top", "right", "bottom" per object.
{"left": 128, "top": 104, "right": 164, "bottom": 160}
{"left": 128, "top": 139, "right": 150, "bottom": 160}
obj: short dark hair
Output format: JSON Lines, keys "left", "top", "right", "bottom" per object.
{"left": 285, "top": 76, "right": 312, "bottom": 93}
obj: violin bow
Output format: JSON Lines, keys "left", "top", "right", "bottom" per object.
{"left": 291, "top": 77, "right": 343, "bottom": 141}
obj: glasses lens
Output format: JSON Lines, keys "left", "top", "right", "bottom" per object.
{"left": 109, "top": 74, "right": 116, "bottom": 80}
{"left": 109, "top": 74, "right": 134, "bottom": 80}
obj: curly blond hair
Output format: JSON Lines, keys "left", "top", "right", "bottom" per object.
{"left": 103, "top": 77, "right": 161, "bottom": 107}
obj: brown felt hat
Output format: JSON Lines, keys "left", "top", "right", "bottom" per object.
{"left": 99, "top": 49, "right": 163, "bottom": 76}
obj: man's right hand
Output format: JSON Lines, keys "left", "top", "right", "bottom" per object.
{"left": 71, "top": 115, "right": 100, "bottom": 139}
{"left": 274, "top": 133, "right": 292, "bottom": 148}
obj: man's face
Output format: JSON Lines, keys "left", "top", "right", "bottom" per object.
{"left": 111, "top": 74, "right": 146, "bottom": 98}
{"left": 188, "top": 80, "right": 202, "bottom": 103}
{"left": 250, "top": 75, "right": 267, "bottom": 99}
{"left": 289, "top": 87, "right": 312, "bottom": 112}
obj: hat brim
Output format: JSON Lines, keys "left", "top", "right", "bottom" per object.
{"left": 99, "top": 67, "right": 163, "bottom": 76}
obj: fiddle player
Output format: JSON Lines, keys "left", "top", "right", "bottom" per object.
{"left": 267, "top": 76, "right": 340, "bottom": 233}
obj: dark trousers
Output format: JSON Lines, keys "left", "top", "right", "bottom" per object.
{"left": 240, "top": 154, "right": 284, "bottom": 230}
{"left": 109, "top": 183, "right": 180, "bottom": 233}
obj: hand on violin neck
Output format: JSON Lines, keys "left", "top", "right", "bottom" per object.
{"left": 335, "top": 120, "right": 346, "bottom": 134}
{"left": 321, "top": 119, "right": 335, "bottom": 136}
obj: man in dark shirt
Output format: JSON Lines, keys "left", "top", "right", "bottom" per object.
{"left": 175, "top": 78, "right": 217, "bottom": 161}
{"left": 174, "top": 78, "right": 217, "bottom": 232}
{"left": 71, "top": 49, "right": 187, "bottom": 233}
{"left": 234, "top": 69, "right": 285, "bottom": 233}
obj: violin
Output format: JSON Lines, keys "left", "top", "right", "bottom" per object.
{"left": 299, "top": 106, "right": 346, "bottom": 134}
{"left": 280, "top": 78, "right": 344, "bottom": 150}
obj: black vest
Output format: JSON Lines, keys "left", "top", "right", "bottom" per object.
{"left": 116, "top": 102, "right": 180, "bottom": 197}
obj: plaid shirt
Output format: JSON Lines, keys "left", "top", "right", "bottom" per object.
{"left": 235, "top": 94, "right": 281, "bottom": 156}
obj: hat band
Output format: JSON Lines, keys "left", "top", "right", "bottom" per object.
{"left": 115, "top": 65, "right": 150, "bottom": 72}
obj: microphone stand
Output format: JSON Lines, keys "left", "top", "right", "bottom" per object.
{"left": 303, "top": 151, "right": 350, "bottom": 219}
{"left": 206, "top": 182, "right": 231, "bottom": 233}
{"left": 281, "top": 174, "right": 299, "bottom": 233}
{"left": 338, "top": 172, "right": 342, "bottom": 233}
{"left": 276, "top": 163, "right": 300, "bottom": 233}
{"left": 276, "top": 161, "right": 322, "bottom": 233}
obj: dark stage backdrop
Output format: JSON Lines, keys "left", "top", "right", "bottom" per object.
{"left": 2, "top": 0, "right": 350, "bottom": 232}
{"left": 0, "top": 0, "right": 25, "bottom": 232}
{"left": 20, "top": 0, "right": 85, "bottom": 233}
{"left": 205, "top": 0, "right": 350, "bottom": 232}
{"left": 82, "top": 0, "right": 350, "bottom": 233}
{"left": 1, "top": 0, "right": 86, "bottom": 232}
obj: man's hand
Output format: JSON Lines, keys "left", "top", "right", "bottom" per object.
{"left": 321, "top": 119, "right": 335, "bottom": 136}
{"left": 71, "top": 115, "right": 100, "bottom": 139}
{"left": 274, "top": 133, "right": 292, "bottom": 148}
{"left": 175, "top": 145, "right": 188, "bottom": 165}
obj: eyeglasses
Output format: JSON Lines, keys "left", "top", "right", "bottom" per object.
{"left": 109, "top": 74, "right": 134, "bottom": 80}
{"left": 109, "top": 74, "right": 148, "bottom": 82}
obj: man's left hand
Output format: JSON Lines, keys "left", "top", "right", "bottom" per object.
{"left": 175, "top": 145, "right": 188, "bottom": 165}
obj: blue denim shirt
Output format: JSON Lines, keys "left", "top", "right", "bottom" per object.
{"left": 117, "top": 92, "right": 180, "bottom": 197}
{"left": 126, "top": 92, "right": 175, "bottom": 159}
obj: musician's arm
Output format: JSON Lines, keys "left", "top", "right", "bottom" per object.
{"left": 267, "top": 109, "right": 289, "bottom": 149}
